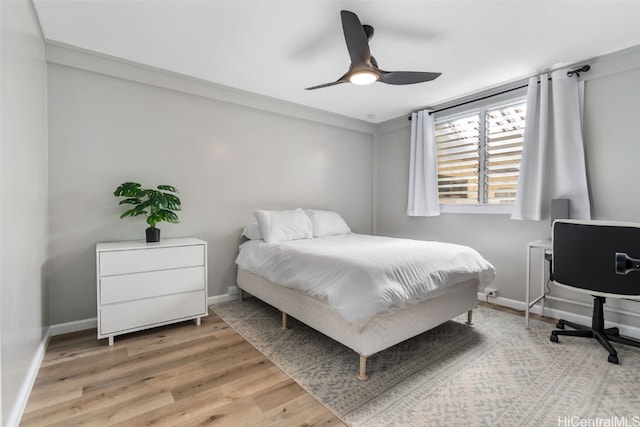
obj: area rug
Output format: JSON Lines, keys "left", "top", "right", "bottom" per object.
{"left": 211, "top": 298, "right": 640, "bottom": 426}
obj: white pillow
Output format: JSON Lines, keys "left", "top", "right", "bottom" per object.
{"left": 254, "top": 208, "right": 313, "bottom": 243}
{"left": 241, "top": 223, "right": 263, "bottom": 240}
{"left": 305, "top": 209, "right": 351, "bottom": 237}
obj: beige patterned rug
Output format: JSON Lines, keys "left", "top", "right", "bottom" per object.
{"left": 211, "top": 298, "right": 640, "bottom": 426}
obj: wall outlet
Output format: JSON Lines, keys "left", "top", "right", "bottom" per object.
{"left": 484, "top": 288, "right": 498, "bottom": 298}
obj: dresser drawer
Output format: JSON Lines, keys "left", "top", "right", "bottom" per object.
{"left": 99, "top": 244, "right": 204, "bottom": 276}
{"left": 96, "top": 238, "right": 208, "bottom": 344}
{"left": 100, "top": 266, "right": 205, "bottom": 304}
{"left": 100, "top": 290, "right": 206, "bottom": 335}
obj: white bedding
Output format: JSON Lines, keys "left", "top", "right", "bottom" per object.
{"left": 235, "top": 233, "right": 495, "bottom": 325}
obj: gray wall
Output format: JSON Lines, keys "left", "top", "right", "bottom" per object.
{"left": 46, "top": 53, "right": 374, "bottom": 324}
{"left": 0, "top": 0, "right": 50, "bottom": 425}
{"left": 374, "top": 47, "right": 640, "bottom": 328}
{"left": 45, "top": 44, "right": 640, "bottom": 329}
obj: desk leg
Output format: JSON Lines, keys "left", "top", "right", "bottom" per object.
{"left": 525, "top": 244, "right": 532, "bottom": 329}
{"left": 540, "top": 250, "right": 547, "bottom": 318}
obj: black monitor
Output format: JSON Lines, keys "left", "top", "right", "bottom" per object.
{"left": 552, "top": 220, "right": 640, "bottom": 297}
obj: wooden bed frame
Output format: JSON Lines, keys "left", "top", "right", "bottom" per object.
{"left": 236, "top": 268, "right": 478, "bottom": 380}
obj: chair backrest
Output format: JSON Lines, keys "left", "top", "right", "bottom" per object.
{"left": 552, "top": 219, "right": 640, "bottom": 297}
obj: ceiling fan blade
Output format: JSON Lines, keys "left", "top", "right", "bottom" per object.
{"left": 305, "top": 79, "right": 347, "bottom": 90}
{"left": 305, "top": 10, "right": 443, "bottom": 90}
{"left": 379, "top": 71, "right": 442, "bottom": 85}
{"left": 340, "top": 10, "right": 371, "bottom": 66}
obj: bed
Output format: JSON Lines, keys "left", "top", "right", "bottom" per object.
{"left": 235, "top": 208, "right": 496, "bottom": 379}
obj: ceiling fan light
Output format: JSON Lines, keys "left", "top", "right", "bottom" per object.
{"left": 349, "top": 70, "right": 378, "bottom": 85}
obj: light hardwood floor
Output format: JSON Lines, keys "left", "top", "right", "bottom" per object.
{"left": 21, "top": 302, "right": 554, "bottom": 426}
{"left": 21, "top": 310, "right": 345, "bottom": 426}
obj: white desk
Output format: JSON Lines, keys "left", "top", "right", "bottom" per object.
{"left": 525, "top": 239, "right": 552, "bottom": 328}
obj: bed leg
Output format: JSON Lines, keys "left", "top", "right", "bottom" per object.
{"left": 357, "top": 354, "right": 368, "bottom": 381}
{"left": 238, "top": 289, "right": 243, "bottom": 302}
{"left": 281, "top": 312, "right": 288, "bottom": 330}
{"left": 466, "top": 309, "right": 473, "bottom": 325}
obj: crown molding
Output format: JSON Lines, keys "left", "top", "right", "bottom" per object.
{"left": 45, "top": 41, "right": 376, "bottom": 135}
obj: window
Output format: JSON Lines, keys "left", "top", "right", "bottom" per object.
{"left": 434, "top": 99, "right": 527, "bottom": 207}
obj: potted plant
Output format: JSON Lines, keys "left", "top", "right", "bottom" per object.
{"left": 114, "top": 182, "right": 181, "bottom": 242}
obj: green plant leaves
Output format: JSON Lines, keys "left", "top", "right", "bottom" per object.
{"left": 161, "top": 210, "right": 180, "bottom": 223}
{"left": 118, "top": 198, "right": 143, "bottom": 206}
{"left": 146, "top": 212, "right": 164, "bottom": 228}
{"left": 120, "top": 206, "right": 147, "bottom": 219}
{"left": 157, "top": 185, "right": 179, "bottom": 193}
{"left": 164, "top": 194, "right": 182, "bottom": 211}
{"left": 113, "top": 182, "right": 143, "bottom": 197}
{"left": 114, "top": 182, "right": 182, "bottom": 228}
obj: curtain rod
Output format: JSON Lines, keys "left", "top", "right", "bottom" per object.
{"left": 408, "top": 64, "right": 590, "bottom": 120}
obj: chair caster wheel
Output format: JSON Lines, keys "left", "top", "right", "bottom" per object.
{"left": 555, "top": 322, "right": 565, "bottom": 329}
{"left": 550, "top": 334, "right": 558, "bottom": 343}
{"left": 608, "top": 355, "right": 619, "bottom": 364}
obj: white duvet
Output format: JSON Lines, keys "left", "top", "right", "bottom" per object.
{"left": 235, "top": 233, "right": 496, "bottom": 325}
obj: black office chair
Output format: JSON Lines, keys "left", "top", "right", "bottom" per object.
{"left": 549, "top": 220, "right": 640, "bottom": 364}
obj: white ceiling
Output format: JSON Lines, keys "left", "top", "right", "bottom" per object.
{"left": 33, "top": 0, "right": 640, "bottom": 123}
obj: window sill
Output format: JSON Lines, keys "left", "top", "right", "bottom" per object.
{"left": 439, "top": 204, "right": 514, "bottom": 215}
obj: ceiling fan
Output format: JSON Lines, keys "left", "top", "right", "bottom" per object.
{"left": 305, "top": 10, "right": 441, "bottom": 90}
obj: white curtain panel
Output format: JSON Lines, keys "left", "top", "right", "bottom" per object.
{"left": 512, "top": 70, "right": 591, "bottom": 220}
{"left": 407, "top": 110, "right": 440, "bottom": 217}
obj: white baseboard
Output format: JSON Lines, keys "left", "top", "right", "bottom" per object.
{"left": 50, "top": 317, "right": 97, "bottom": 336}
{"left": 208, "top": 293, "right": 239, "bottom": 305}
{"left": 45, "top": 292, "right": 640, "bottom": 342}
{"left": 477, "top": 292, "right": 640, "bottom": 340}
{"left": 47, "top": 292, "right": 241, "bottom": 337}
{"left": 6, "top": 328, "right": 51, "bottom": 427}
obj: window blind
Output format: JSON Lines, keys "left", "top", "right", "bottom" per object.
{"left": 435, "top": 113, "right": 481, "bottom": 204}
{"left": 434, "top": 99, "right": 526, "bottom": 205}
{"left": 485, "top": 102, "right": 526, "bottom": 204}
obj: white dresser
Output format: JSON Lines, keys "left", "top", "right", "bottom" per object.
{"left": 96, "top": 237, "right": 208, "bottom": 345}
